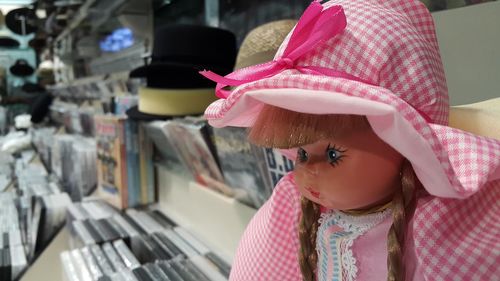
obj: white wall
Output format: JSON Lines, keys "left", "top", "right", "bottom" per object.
{"left": 432, "top": 2, "right": 500, "bottom": 105}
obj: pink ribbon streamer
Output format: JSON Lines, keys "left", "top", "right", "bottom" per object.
{"left": 199, "top": 1, "right": 371, "bottom": 99}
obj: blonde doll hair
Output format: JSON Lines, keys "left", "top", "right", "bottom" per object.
{"left": 248, "top": 104, "right": 418, "bottom": 281}
{"left": 248, "top": 105, "right": 370, "bottom": 149}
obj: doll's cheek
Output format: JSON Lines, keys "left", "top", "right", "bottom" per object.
{"left": 293, "top": 168, "right": 313, "bottom": 187}
{"left": 291, "top": 171, "right": 308, "bottom": 190}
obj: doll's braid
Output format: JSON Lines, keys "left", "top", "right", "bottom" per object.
{"left": 387, "top": 160, "right": 417, "bottom": 281}
{"left": 299, "top": 197, "right": 321, "bottom": 281}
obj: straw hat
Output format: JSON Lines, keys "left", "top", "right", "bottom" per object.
{"left": 0, "top": 10, "right": 4, "bottom": 27}
{"left": 235, "top": 20, "right": 297, "bottom": 70}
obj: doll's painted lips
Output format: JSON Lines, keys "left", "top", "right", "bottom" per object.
{"left": 307, "top": 188, "right": 320, "bottom": 198}
{"left": 309, "top": 190, "right": 319, "bottom": 198}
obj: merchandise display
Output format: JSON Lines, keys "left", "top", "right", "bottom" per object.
{"left": 0, "top": 137, "right": 71, "bottom": 280}
{"left": 0, "top": 0, "right": 497, "bottom": 280}
{"left": 62, "top": 199, "right": 230, "bottom": 281}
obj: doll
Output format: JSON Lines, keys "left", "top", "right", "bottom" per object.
{"left": 247, "top": 106, "right": 417, "bottom": 281}
{"left": 200, "top": 0, "right": 500, "bottom": 280}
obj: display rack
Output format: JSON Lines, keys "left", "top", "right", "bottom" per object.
{"left": 155, "top": 165, "right": 257, "bottom": 263}
{"left": 19, "top": 228, "right": 70, "bottom": 281}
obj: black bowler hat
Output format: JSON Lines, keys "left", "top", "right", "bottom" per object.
{"left": 5, "top": 8, "right": 37, "bottom": 35}
{"left": 127, "top": 24, "right": 237, "bottom": 121}
{"left": 125, "top": 106, "right": 172, "bottom": 122}
{"left": 129, "top": 24, "right": 237, "bottom": 88}
{"left": 9, "top": 59, "right": 35, "bottom": 77}
{"left": 0, "top": 36, "right": 20, "bottom": 48}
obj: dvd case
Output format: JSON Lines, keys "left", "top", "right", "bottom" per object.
{"left": 211, "top": 126, "right": 271, "bottom": 207}
{"left": 143, "top": 121, "right": 185, "bottom": 170}
{"left": 95, "top": 115, "right": 129, "bottom": 209}
{"left": 165, "top": 118, "right": 227, "bottom": 195}
{"left": 62, "top": 199, "right": 232, "bottom": 281}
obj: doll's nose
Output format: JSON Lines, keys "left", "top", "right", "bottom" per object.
{"left": 302, "top": 162, "right": 320, "bottom": 176}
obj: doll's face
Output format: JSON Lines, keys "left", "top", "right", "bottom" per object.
{"left": 293, "top": 128, "right": 404, "bottom": 210}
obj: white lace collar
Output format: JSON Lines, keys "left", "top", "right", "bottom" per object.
{"left": 316, "top": 208, "right": 392, "bottom": 281}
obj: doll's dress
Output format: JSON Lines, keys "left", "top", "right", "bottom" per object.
{"left": 228, "top": 172, "right": 404, "bottom": 281}
{"left": 316, "top": 208, "right": 392, "bottom": 281}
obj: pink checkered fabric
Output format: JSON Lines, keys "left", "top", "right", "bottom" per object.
{"left": 229, "top": 173, "right": 302, "bottom": 281}
{"left": 231, "top": 174, "right": 500, "bottom": 281}
{"left": 203, "top": 0, "right": 500, "bottom": 280}
{"left": 414, "top": 180, "right": 500, "bottom": 280}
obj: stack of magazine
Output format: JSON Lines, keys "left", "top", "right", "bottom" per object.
{"left": 0, "top": 149, "right": 71, "bottom": 280}
{"left": 145, "top": 118, "right": 295, "bottom": 209}
{"left": 63, "top": 199, "right": 230, "bottom": 281}
{"left": 0, "top": 152, "right": 14, "bottom": 192}
{"left": 0, "top": 192, "right": 27, "bottom": 280}
{"left": 32, "top": 128, "right": 98, "bottom": 202}
{"left": 48, "top": 100, "right": 103, "bottom": 136}
{"left": 31, "top": 127, "right": 57, "bottom": 168}
{"left": 15, "top": 160, "right": 72, "bottom": 258}
{"left": 51, "top": 135, "right": 97, "bottom": 201}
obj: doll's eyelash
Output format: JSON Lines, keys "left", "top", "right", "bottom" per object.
{"left": 297, "top": 147, "right": 308, "bottom": 162}
{"left": 325, "top": 143, "right": 347, "bottom": 167}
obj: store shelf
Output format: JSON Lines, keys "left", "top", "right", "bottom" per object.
{"left": 20, "top": 228, "right": 70, "bottom": 281}
{"left": 54, "top": 0, "right": 97, "bottom": 43}
{"left": 155, "top": 165, "right": 257, "bottom": 263}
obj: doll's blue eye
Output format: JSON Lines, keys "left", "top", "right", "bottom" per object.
{"left": 326, "top": 144, "right": 346, "bottom": 166}
{"left": 297, "top": 148, "right": 308, "bottom": 162}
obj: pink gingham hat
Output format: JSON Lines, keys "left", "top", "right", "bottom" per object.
{"left": 203, "top": 0, "right": 500, "bottom": 279}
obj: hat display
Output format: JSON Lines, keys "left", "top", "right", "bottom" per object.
{"left": 127, "top": 24, "right": 237, "bottom": 120}
{"left": 201, "top": 1, "right": 500, "bottom": 279}
{"left": 5, "top": 8, "right": 37, "bottom": 35}
{"left": 9, "top": 59, "right": 35, "bottom": 77}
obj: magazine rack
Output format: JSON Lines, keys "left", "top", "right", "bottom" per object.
{"left": 155, "top": 164, "right": 257, "bottom": 262}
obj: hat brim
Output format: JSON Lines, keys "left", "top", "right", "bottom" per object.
{"left": 205, "top": 77, "right": 500, "bottom": 201}
{"left": 125, "top": 105, "right": 173, "bottom": 121}
{"left": 0, "top": 37, "right": 20, "bottom": 47}
{"left": 130, "top": 62, "right": 232, "bottom": 78}
{"left": 130, "top": 62, "right": 198, "bottom": 78}
{"left": 130, "top": 62, "right": 231, "bottom": 88}
{"left": 10, "top": 65, "right": 35, "bottom": 76}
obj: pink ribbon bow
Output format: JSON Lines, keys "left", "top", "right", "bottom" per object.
{"left": 200, "top": 1, "right": 370, "bottom": 99}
